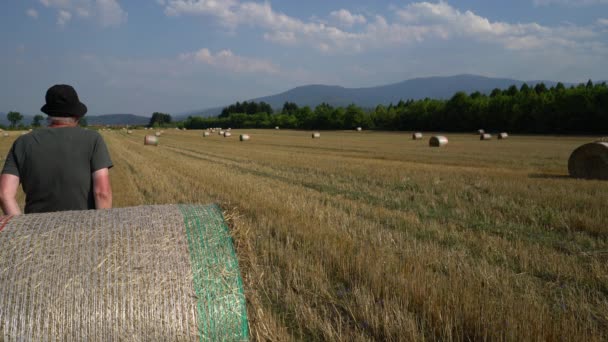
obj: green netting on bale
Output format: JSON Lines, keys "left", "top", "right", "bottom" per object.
{"left": 0, "top": 204, "right": 249, "bottom": 342}
{"left": 179, "top": 204, "right": 249, "bottom": 342}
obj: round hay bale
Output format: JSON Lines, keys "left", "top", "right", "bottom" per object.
{"left": 568, "top": 142, "right": 608, "bottom": 180}
{"left": 155, "top": 131, "right": 161, "bottom": 137}
{"left": 227, "top": 128, "right": 231, "bottom": 131}
{"left": 480, "top": 133, "right": 492, "bottom": 140}
{"left": 498, "top": 132, "right": 509, "bottom": 139}
{"left": 224, "top": 132, "right": 232, "bottom": 138}
{"left": 239, "top": 134, "right": 250, "bottom": 141}
{"left": 429, "top": 136, "right": 448, "bottom": 147}
{"left": 478, "top": 129, "right": 485, "bottom": 135}
{"left": 275, "top": 126, "right": 279, "bottom": 130}
{"left": 21, "top": 132, "right": 27, "bottom": 135}
{"left": 127, "top": 130, "right": 133, "bottom": 134}
{"left": 412, "top": 132, "right": 423, "bottom": 140}
{"left": 3, "top": 132, "right": 9, "bottom": 137}
{"left": 219, "top": 130, "right": 225, "bottom": 136}
{"left": 312, "top": 132, "right": 321, "bottom": 139}
{"left": 203, "top": 132, "right": 211, "bottom": 137}
{"left": 144, "top": 135, "right": 159, "bottom": 146}
{"left": 0, "top": 204, "right": 249, "bottom": 340}
{"left": 356, "top": 127, "right": 362, "bottom": 132}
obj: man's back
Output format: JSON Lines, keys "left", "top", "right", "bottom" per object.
{"left": 2, "top": 127, "right": 112, "bottom": 213}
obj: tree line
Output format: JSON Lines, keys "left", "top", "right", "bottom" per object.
{"left": 183, "top": 80, "right": 608, "bottom": 134}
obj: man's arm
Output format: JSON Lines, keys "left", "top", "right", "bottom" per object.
{"left": 92, "top": 168, "right": 112, "bottom": 209}
{"left": 0, "top": 174, "right": 21, "bottom": 215}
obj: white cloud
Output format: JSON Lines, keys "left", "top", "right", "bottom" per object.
{"left": 533, "top": 0, "right": 608, "bottom": 6}
{"left": 178, "top": 48, "right": 280, "bottom": 74}
{"left": 26, "top": 9, "right": 39, "bottom": 19}
{"left": 39, "top": 0, "right": 127, "bottom": 27}
{"left": 96, "top": 0, "right": 128, "bottom": 27}
{"left": 57, "top": 10, "right": 72, "bottom": 26}
{"left": 160, "top": 0, "right": 606, "bottom": 57}
{"left": 597, "top": 18, "right": 608, "bottom": 26}
{"left": 329, "top": 9, "right": 366, "bottom": 27}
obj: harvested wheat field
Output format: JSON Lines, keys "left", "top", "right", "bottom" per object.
{"left": 1, "top": 129, "right": 607, "bottom": 341}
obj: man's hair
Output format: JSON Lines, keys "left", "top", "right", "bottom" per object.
{"left": 47, "top": 116, "right": 79, "bottom": 126}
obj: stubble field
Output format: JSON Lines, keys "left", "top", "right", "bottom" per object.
{"left": 2, "top": 129, "right": 607, "bottom": 341}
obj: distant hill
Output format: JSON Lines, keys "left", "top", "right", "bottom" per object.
{"left": 0, "top": 113, "right": 149, "bottom": 127}
{"left": 179, "top": 74, "right": 575, "bottom": 119}
{"left": 86, "top": 114, "right": 149, "bottom": 126}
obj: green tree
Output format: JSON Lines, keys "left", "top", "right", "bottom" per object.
{"left": 31, "top": 114, "right": 44, "bottom": 127}
{"left": 7, "top": 111, "right": 23, "bottom": 128}
{"left": 149, "top": 112, "right": 172, "bottom": 127}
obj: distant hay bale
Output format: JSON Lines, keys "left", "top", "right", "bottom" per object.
{"left": 478, "top": 129, "right": 485, "bottom": 135}
{"left": 127, "top": 130, "right": 133, "bottom": 134}
{"left": 227, "top": 128, "right": 231, "bottom": 131}
{"left": 0, "top": 204, "right": 249, "bottom": 341}
{"left": 21, "top": 132, "right": 27, "bottom": 135}
{"left": 498, "top": 132, "right": 509, "bottom": 139}
{"left": 480, "top": 133, "right": 492, "bottom": 140}
{"left": 182, "top": 128, "right": 187, "bottom": 131}
{"left": 275, "top": 126, "right": 279, "bottom": 130}
{"left": 203, "top": 132, "right": 211, "bottom": 137}
{"left": 312, "top": 132, "right": 321, "bottom": 139}
{"left": 239, "top": 134, "right": 250, "bottom": 141}
{"left": 224, "top": 132, "right": 232, "bottom": 137}
{"left": 568, "top": 142, "right": 608, "bottom": 180}
{"left": 155, "top": 131, "right": 161, "bottom": 137}
{"left": 219, "top": 130, "right": 225, "bottom": 136}
{"left": 429, "top": 136, "right": 448, "bottom": 147}
{"left": 144, "top": 135, "right": 159, "bottom": 146}
{"left": 412, "top": 132, "right": 423, "bottom": 140}
{"left": 3, "top": 132, "right": 9, "bottom": 137}
{"left": 356, "top": 127, "right": 362, "bottom": 131}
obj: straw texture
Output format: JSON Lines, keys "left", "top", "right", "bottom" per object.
{"left": 0, "top": 204, "right": 249, "bottom": 341}
{"left": 568, "top": 142, "right": 608, "bottom": 180}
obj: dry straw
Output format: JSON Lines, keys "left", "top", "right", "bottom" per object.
{"left": 480, "top": 133, "right": 492, "bottom": 140}
{"left": 239, "top": 134, "right": 250, "bottom": 141}
{"left": 429, "top": 136, "right": 448, "bottom": 147}
{"left": 203, "top": 132, "right": 211, "bottom": 137}
{"left": 498, "top": 132, "right": 509, "bottom": 139}
{"left": 127, "top": 130, "right": 133, "bottom": 134}
{"left": 2, "top": 132, "right": 9, "bottom": 137}
{"left": 219, "top": 131, "right": 225, "bottom": 136}
{"left": 356, "top": 127, "right": 362, "bottom": 131}
{"left": 312, "top": 132, "right": 321, "bottom": 139}
{"left": 144, "top": 135, "right": 159, "bottom": 146}
{"left": 224, "top": 132, "right": 232, "bottom": 138}
{"left": 0, "top": 204, "right": 249, "bottom": 341}
{"left": 568, "top": 142, "right": 608, "bottom": 180}
{"left": 412, "top": 132, "right": 423, "bottom": 140}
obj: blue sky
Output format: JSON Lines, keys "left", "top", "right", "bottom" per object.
{"left": 1, "top": 0, "right": 607, "bottom": 116}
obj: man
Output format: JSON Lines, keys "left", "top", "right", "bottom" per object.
{"left": 0, "top": 84, "right": 113, "bottom": 215}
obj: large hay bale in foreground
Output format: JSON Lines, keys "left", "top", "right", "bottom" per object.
{"left": 429, "top": 136, "right": 448, "bottom": 147}
{"left": 312, "top": 132, "right": 321, "bottom": 139}
{"left": 568, "top": 142, "right": 608, "bottom": 180}
{"left": 0, "top": 204, "right": 249, "bottom": 341}
{"left": 480, "top": 133, "right": 492, "bottom": 140}
{"left": 240, "top": 134, "right": 250, "bottom": 141}
{"left": 412, "top": 132, "right": 423, "bottom": 140}
{"left": 144, "top": 135, "right": 159, "bottom": 146}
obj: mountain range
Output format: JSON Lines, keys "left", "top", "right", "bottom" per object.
{"left": 2, "top": 75, "right": 597, "bottom": 125}
{"left": 179, "top": 74, "right": 580, "bottom": 119}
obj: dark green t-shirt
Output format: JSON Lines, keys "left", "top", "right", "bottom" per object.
{"left": 1, "top": 127, "right": 113, "bottom": 214}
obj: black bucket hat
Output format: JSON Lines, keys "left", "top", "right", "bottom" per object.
{"left": 40, "top": 84, "right": 88, "bottom": 117}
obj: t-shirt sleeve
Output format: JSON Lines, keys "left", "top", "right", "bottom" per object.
{"left": 2, "top": 141, "right": 22, "bottom": 177}
{"left": 91, "top": 134, "right": 113, "bottom": 172}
